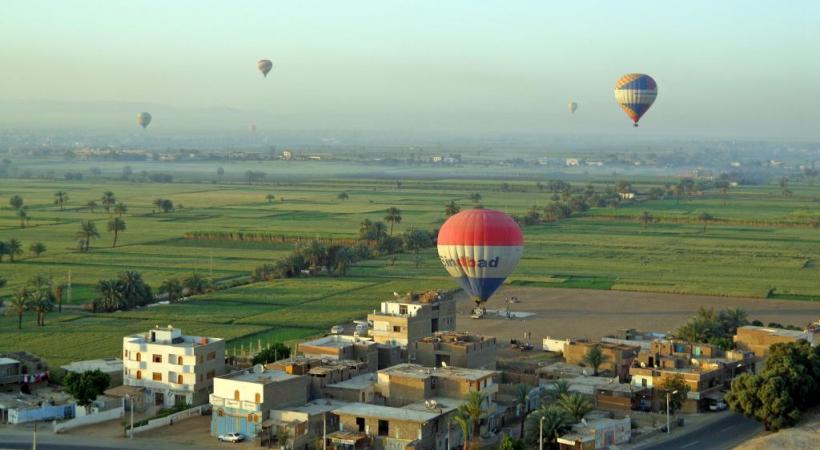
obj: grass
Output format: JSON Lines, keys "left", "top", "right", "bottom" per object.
{"left": 1, "top": 175, "right": 819, "bottom": 367}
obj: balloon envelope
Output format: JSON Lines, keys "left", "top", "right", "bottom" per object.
{"left": 136, "top": 112, "right": 152, "bottom": 129}
{"left": 437, "top": 209, "right": 523, "bottom": 303}
{"left": 568, "top": 102, "right": 578, "bottom": 114}
{"left": 614, "top": 73, "right": 657, "bottom": 126}
{"left": 257, "top": 59, "right": 272, "bottom": 77}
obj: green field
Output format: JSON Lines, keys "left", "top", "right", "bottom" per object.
{"left": 1, "top": 175, "right": 819, "bottom": 366}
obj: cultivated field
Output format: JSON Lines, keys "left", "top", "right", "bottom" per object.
{"left": 1, "top": 173, "right": 819, "bottom": 366}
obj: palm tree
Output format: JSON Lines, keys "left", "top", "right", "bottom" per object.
{"left": 468, "top": 192, "right": 482, "bottom": 204}
{"left": 53, "top": 282, "right": 66, "bottom": 313}
{"left": 54, "top": 191, "right": 69, "bottom": 210}
{"left": 551, "top": 380, "right": 571, "bottom": 401}
{"left": 86, "top": 200, "right": 98, "bottom": 212}
{"left": 75, "top": 220, "right": 100, "bottom": 251}
{"left": 114, "top": 202, "right": 128, "bottom": 217}
{"left": 639, "top": 211, "right": 654, "bottom": 229}
{"left": 299, "top": 240, "right": 327, "bottom": 270}
{"left": 118, "top": 271, "right": 151, "bottom": 308}
{"left": 265, "top": 194, "right": 275, "bottom": 203}
{"left": 583, "top": 345, "right": 609, "bottom": 376}
{"left": 159, "top": 278, "right": 184, "bottom": 303}
{"left": 331, "top": 246, "right": 355, "bottom": 276}
{"left": 96, "top": 279, "right": 123, "bottom": 312}
{"left": 0, "top": 241, "right": 7, "bottom": 263}
{"left": 526, "top": 406, "right": 569, "bottom": 449}
{"left": 6, "top": 238, "right": 22, "bottom": 262}
{"left": 402, "top": 229, "right": 433, "bottom": 268}
{"left": 513, "top": 383, "right": 533, "bottom": 439}
{"left": 337, "top": 192, "right": 349, "bottom": 201}
{"left": 7, "top": 289, "right": 30, "bottom": 329}
{"left": 9, "top": 195, "right": 24, "bottom": 210}
{"left": 29, "top": 242, "right": 46, "bottom": 257}
{"left": 183, "top": 273, "right": 209, "bottom": 295}
{"left": 556, "top": 393, "right": 592, "bottom": 422}
{"left": 698, "top": 212, "right": 714, "bottom": 232}
{"left": 719, "top": 307, "right": 749, "bottom": 335}
{"left": 17, "top": 207, "right": 28, "bottom": 228}
{"left": 463, "top": 391, "right": 486, "bottom": 447}
{"left": 453, "top": 406, "right": 472, "bottom": 450}
{"left": 30, "top": 287, "right": 55, "bottom": 326}
{"left": 445, "top": 200, "right": 461, "bottom": 217}
{"left": 384, "top": 207, "right": 402, "bottom": 235}
{"left": 101, "top": 191, "right": 116, "bottom": 212}
{"left": 108, "top": 217, "right": 126, "bottom": 247}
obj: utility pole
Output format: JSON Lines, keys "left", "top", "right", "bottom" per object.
{"left": 32, "top": 420, "right": 37, "bottom": 450}
{"left": 322, "top": 412, "right": 327, "bottom": 450}
{"left": 66, "top": 269, "right": 72, "bottom": 311}
{"left": 666, "top": 390, "right": 678, "bottom": 434}
{"left": 539, "top": 415, "right": 544, "bottom": 450}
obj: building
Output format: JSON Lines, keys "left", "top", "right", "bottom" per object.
{"left": 122, "top": 326, "right": 225, "bottom": 408}
{"left": 543, "top": 337, "right": 575, "bottom": 353}
{"left": 563, "top": 341, "right": 640, "bottom": 380}
{"left": 0, "top": 358, "right": 21, "bottom": 385}
{"left": 594, "top": 382, "right": 651, "bottom": 412}
{"left": 61, "top": 358, "right": 124, "bottom": 387}
{"left": 733, "top": 324, "right": 820, "bottom": 358}
{"left": 601, "top": 329, "right": 667, "bottom": 351}
{"left": 281, "top": 150, "right": 293, "bottom": 160}
{"left": 375, "top": 364, "right": 498, "bottom": 408}
{"left": 0, "top": 393, "right": 76, "bottom": 424}
{"left": 557, "top": 417, "right": 631, "bottom": 450}
{"left": 629, "top": 364, "right": 723, "bottom": 413}
{"left": 330, "top": 398, "right": 463, "bottom": 450}
{"left": 565, "top": 158, "right": 580, "bottom": 167}
{"left": 210, "top": 366, "right": 310, "bottom": 438}
{"left": 368, "top": 292, "right": 456, "bottom": 357}
{"left": 268, "top": 399, "right": 347, "bottom": 449}
{"left": 297, "top": 335, "right": 379, "bottom": 373}
{"left": 413, "top": 331, "right": 497, "bottom": 370}
{"left": 325, "top": 374, "right": 377, "bottom": 403}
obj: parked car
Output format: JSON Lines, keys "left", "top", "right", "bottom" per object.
{"left": 218, "top": 433, "right": 245, "bottom": 443}
{"left": 709, "top": 400, "right": 727, "bottom": 411}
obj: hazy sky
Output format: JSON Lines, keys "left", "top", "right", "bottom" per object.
{"left": 2, "top": 0, "right": 820, "bottom": 139}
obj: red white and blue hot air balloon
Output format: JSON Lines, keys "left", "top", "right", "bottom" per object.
{"left": 437, "top": 209, "right": 523, "bottom": 309}
{"left": 614, "top": 73, "right": 657, "bottom": 127}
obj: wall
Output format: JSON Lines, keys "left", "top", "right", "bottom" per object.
{"left": 131, "top": 404, "right": 205, "bottom": 435}
{"left": 53, "top": 406, "right": 124, "bottom": 433}
{"left": 9, "top": 403, "right": 76, "bottom": 424}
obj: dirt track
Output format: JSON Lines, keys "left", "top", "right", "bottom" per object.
{"left": 455, "top": 286, "right": 820, "bottom": 344}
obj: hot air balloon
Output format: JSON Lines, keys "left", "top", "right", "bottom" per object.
{"left": 257, "top": 59, "right": 272, "bottom": 77}
{"left": 614, "top": 73, "right": 657, "bottom": 127}
{"left": 568, "top": 101, "right": 578, "bottom": 114}
{"left": 437, "top": 209, "right": 523, "bottom": 314}
{"left": 136, "top": 112, "right": 152, "bottom": 129}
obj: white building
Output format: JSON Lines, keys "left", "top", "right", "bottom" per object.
{"left": 122, "top": 326, "right": 225, "bottom": 408}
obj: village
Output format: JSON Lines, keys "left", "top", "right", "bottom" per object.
{"left": 2, "top": 290, "right": 817, "bottom": 450}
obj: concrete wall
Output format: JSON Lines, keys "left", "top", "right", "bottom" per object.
{"left": 131, "top": 404, "right": 205, "bottom": 435}
{"left": 8, "top": 403, "right": 76, "bottom": 424}
{"left": 53, "top": 406, "right": 124, "bottom": 433}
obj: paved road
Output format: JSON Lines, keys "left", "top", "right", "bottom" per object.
{"left": 636, "top": 412, "right": 763, "bottom": 450}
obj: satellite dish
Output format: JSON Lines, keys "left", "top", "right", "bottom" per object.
{"left": 441, "top": 361, "right": 448, "bottom": 368}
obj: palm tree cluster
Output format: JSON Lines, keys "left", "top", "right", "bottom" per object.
{"left": 0, "top": 238, "right": 24, "bottom": 262}
{"left": 152, "top": 198, "right": 174, "bottom": 213}
{"left": 5, "top": 275, "right": 56, "bottom": 329}
{"left": 8, "top": 195, "right": 31, "bottom": 228}
{"left": 93, "top": 271, "right": 153, "bottom": 313}
{"left": 676, "top": 306, "right": 749, "bottom": 349}
{"left": 522, "top": 387, "right": 593, "bottom": 450}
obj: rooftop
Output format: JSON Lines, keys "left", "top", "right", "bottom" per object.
{"left": 271, "top": 398, "right": 348, "bottom": 416}
{"left": 379, "top": 363, "right": 495, "bottom": 381}
{"left": 124, "top": 326, "right": 222, "bottom": 347}
{"left": 737, "top": 325, "right": 810, "bottom": 339}
{"left": 0, "top": 357, "right": 20, "bottom": 366}
{"left": 327, "top": 374, "right": 376, "bottom": 390}
{"left": 417, "top": 331, "right": 495, "bottom": 346}
{"left": 220, "top": 367, "right": 300, "bottom": 384}
{"left": 61, "top": 358, "right": 122, "bottom": 374}
{"left": 299, "top": 335, "right": 376, "bottom": 350}
{"left": 332, "top": 402, "right": 441, "bottom": 423}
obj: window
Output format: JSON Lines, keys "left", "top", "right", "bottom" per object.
{"left": 177, "top": 374, "right": 183, "bottom": 384}
{"left": 152, "top": 354, "right": 162, "bottom": 363}
{"left": 207, "top": 352, "right": 216, "bottom": 361}
{"left": 356, "top": 417, "right": 365, "bottom": 432}
{"left": 399, "top": 305, "right": 408, "bottom": 315}
{"left": 255, "top": 393, "right": 261, "bottom": 403}
{"left": 136, "top": 370, "right": 142, "bottom": 380}
{"left": 177, "top": 356, "right": 183, "bottom": 365}
{"left": 152, "top": 372, "right": 162, "bottom": 381}
{"left": 377, "top": 419, "right": 389, "bottom": 437}
{"left": 393, "top": 326, "right": 401, "bottom": 333}
{"left": 136, "top": 352, "right": 141, "bottom": 362}
{"left": 124, "top": 350, "right": 129, "bottom": 358}
{"left": 207, "top": 370, "right": 215, "bottom": 380}
{"left": 234, "top": 390, "right": 240, "bottom": 401}
{"left": 248, "top": 413, "right": 256, "bottom": 422}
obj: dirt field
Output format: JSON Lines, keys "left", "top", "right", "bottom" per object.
{"left": 455, "top": 286, "right": 820, "bottom": 344}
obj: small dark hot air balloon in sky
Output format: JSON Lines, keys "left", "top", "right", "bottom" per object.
{"left": 136, "top": 112, "right": 152, "bottom": 129}
{"left": 568, "top": 101, "right": 578, "bottom": 114}
{"left": 257, "top": 59, "right": 272, "bottom": 77}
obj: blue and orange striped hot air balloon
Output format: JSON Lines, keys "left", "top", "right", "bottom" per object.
{"left": 614, "top": 73, "right": 657, "bottom": 127}
{"left": 437, "top": 209, "right": 523, "bottom": 309}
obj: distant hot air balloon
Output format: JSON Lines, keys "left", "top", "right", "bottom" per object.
{"left": 136, "top": 112, "right": 152, "bottom": 129}
{"left": 257, "top": 59, "right": 273, "bottom": 77}
{"left": 568, "top": 101, "right": 578, "bottom": 114}
{"left": 249, "top": 123, "right": 257, "bottom": 134}
{"left": 437, "top": 209, "right": 523, "bottom": 310}
{"left": 614, "top": 73, "right": 657, "bottom": 127}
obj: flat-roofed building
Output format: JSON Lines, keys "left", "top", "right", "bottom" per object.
{"left": 414, "top": 331, "right": 497, "bottom": 370}
{"left": 0, "top": 358, "right": 22, "bottom": 386}
{"left": 733, "top": 324, "right": 820, "bottom": 358}
{"left": 298, "top": 335, "right": 379, "bottom": 373}
{"left": 331, "top": 397, "right": 464, "bottom": 450}
{"left": 267, "top": 398, "right": 347, "bottom": 449}
{"left": 326, "top": 373, "right": 377, "bottom": 404}
{"left": 210, "top": 366, "right": 309, "bottom": 438}
{"left": 367, "top": 292, "right": 456, "bottom": 356}
{"left": 563, "top": 340, "right": 640, "bottom": 380}
{"left": 629, "top": 363, "right": 723, "bottom": 413}
{"left": 61, "top": 358, "right": 124, "bottom": 387}
{"left": 376, "top": 364, "right": 497, "bottom": 409}
{"left": 122, "top": 326, "right": 225, "bottom": 408}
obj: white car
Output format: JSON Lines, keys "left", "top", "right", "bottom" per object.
{"left": 218, "top": 433, "right": 245, "bottom": 443}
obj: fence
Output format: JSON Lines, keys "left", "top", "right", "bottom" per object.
{"left": 53, "top": 406, "right": 124, "bottom": 433}
{"left": 130, "top": 404, "right": 207, "bottom": 435}
{"left": 8, "top": 403, "right": 76, "bottom": 424}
